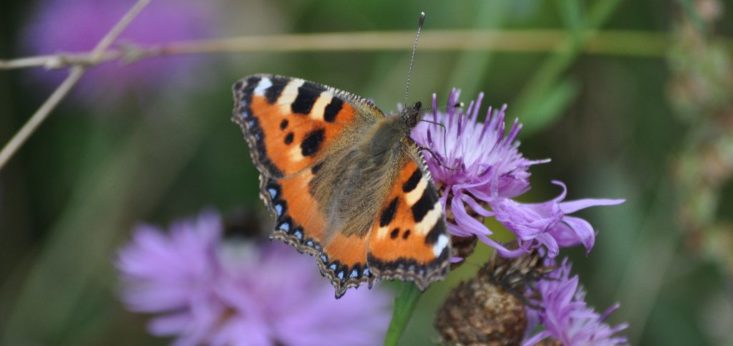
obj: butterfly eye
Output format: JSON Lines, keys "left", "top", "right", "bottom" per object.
{"left": 414, "top": 101, "right": 422, "bottom": 111}
{"left": 454, "top": 102, "right": 464, "bottom": 108}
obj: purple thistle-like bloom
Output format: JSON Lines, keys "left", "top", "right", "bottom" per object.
{"left": 22, "top": 0, "right": 217, "bottom": 104}
{"left": 523, "top": 259, "right": 628, "bottom": 346}
{"left": 412, "top": 89, "right": 542, "bottom": 200}
{"left": 490, "top": 181, "right": 624, "bottom": 258}
{"left": 117, "top": 211, "right": 391, "bottom": 346}
{"left": 412, "top": 89, "right": 623, "bottom": 258}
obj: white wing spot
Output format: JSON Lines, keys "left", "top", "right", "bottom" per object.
{"left": 405, "top": 177, "right": 428, "bottom": 206}
{"left": 433, "top": 234, "right": 449, "bottom": 256}
{"left": 253, "top": 78, "right": 272, "bottom": 96}
{"left": 415, "top": 201, "right": 442, "bottom": 235}
{"left": 310, "top": 92, "right": 333, "bottom": 121}
{"left": 288, "top": 146, "right": 305, "bottom": 162}
{"left": 278, "top": 79, "right": 305, "bottom": 111}
{"left": 376, "top": 226, "right": 389, "bottom": 240}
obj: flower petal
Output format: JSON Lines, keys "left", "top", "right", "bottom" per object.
{"left": 560, "top": 198, "right": 625, "bottom": 214}
{"left": 524, "top": 259, "right": 628, "bottom": 345}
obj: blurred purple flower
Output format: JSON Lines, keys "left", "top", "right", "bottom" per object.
{"left": 117, "top": 211, "right": 391, "bottom": 346}
{"left": 412, "top": 90, "right": 623, "bottom": 258}
{"left": 523, "top": 259, "right": 628, "bottom": 346}
{"left": 22, "top": 0, "right": 217, "bottom": 104}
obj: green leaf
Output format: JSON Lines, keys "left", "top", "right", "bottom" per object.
{"left": 558, "top": 0, "right": 585, "bottom": 44}
{"left": 520, "top": 78, "right": 578, "bottom": 134}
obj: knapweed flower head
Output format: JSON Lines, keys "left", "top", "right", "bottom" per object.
{"left": 117, "top": 210, "right": 391, "bottom": 346}
{"left": 435, "top": 252, "right": 627, "bottom": 345}
{"left": 22, "top": 0, "right": 218, "bottom": 104}
{"left": 435, "top": 252, "right": 544, "bottom": 345}
{"left": 523, "top": 259, "right": 628, "bottom": 346}
{"left": 413, "top": 89, "right": 541, "bottom": 200}
{"left": 412, "top": 89, "right": 624, "bottom": 258}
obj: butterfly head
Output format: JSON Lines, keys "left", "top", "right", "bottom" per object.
{"left": 400, "top": 101, "right": 423, "bottom": 132}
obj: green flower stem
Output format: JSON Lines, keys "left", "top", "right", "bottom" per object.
{"left": 384, "top": 283, "right": 422, "bottom": 346}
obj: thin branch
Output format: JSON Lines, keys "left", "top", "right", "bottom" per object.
{"left": 88, "top": 0, "right": 152, "bottom": 59}
{"left": 0, "top": 0, "right": 151, "bottom": 170}
{"left": 0, "top": 68, "right": 84, "bottom": 166}
{"left": 5, "top": 29, "right": 726, "bottom": 72}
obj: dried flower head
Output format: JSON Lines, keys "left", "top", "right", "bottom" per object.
{"left": 436, "top": 251, "right": 552, "bottom": 345}
{"left": 436, "top": 272, "right": 527, "bottom": 346}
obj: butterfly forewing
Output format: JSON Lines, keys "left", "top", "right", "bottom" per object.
{"left": 233, "top": 75, "right": 367, "bottom": 178}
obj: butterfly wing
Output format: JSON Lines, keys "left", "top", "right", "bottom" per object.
{"left": 232, "top": 75, "right": 385, "bottom": 295}
{"left": 366, "top": 145, "right": 451, "bottom": 290}
{"left": 233, "top": 74, "right": 381, "bottom": 179}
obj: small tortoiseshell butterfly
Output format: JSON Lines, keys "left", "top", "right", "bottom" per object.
{"left": 232, "top": 75, "right": 451, "bottom": 297}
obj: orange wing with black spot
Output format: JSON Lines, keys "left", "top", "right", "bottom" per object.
{"left": 233, "top": 75, "right": 384, "bottom": 295}
{"left": 367, "top": 153, "right": 450, "bottom": 289}
{"left": 232, "top": 75, "right": 375, "bottom": 178}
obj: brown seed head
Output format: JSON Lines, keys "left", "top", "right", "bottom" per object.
{"left": 435, "top": 251, "right": 554, "bottom": 345}
{"left": 435, "top": 273, "right": 527, "bottom": 345}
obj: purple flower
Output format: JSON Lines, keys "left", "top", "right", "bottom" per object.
{"left": 412, "top": 89, "right": 623, "bottom": 258}
{"left": 490, "top": 181, "right": 624, "bottom": 258}
{"left": 117, "top": 210, "right": 391, "bottom": 346}
{"left": 522, "top": 259, "right": 628, "bottom": 346}
{"left": 412, "top": 89, "right": 543, "bottom": 200}
{"left": 22, "top": 0, "right": 218, "bottom": 104}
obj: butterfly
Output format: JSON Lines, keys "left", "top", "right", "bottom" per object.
{"left": 231, "top": 74, "right": 451, "bottom": 297}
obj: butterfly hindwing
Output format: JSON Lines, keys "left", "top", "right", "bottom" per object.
{"left": 263, "top": 170, "right": 373, "bottom": 296}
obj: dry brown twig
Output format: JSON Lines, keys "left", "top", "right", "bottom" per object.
{"left": 1, "top": 14, "right": 730, "bottom": 171}
{"left": 0, "top": 0, "right": 151, "bottom": 170}
{"left": 0, "top": 30, "right": 680, "bottom": 72}
{"left": 0, "top": 27, "right": 666, "bottom": 171}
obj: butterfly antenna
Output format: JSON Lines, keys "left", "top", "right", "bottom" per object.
{"left": 420, "top": 118, "right": 445, "bottom": 129}
{"left": 403, "top": 11, "right": 426, "bottom": 106}
{"left": 418, "top": 118, "right": 453, "bottom": 169}
{"left": 417, "top": 144, "right": 459, "bottom": 172}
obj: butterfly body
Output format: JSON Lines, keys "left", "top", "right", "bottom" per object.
{"left": 232, "top": 74, "right": 451, "bottom": 297}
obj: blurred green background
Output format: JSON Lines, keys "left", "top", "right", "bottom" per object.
{"left": 2, "top": 0, "right": 733, "bottom": 345}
